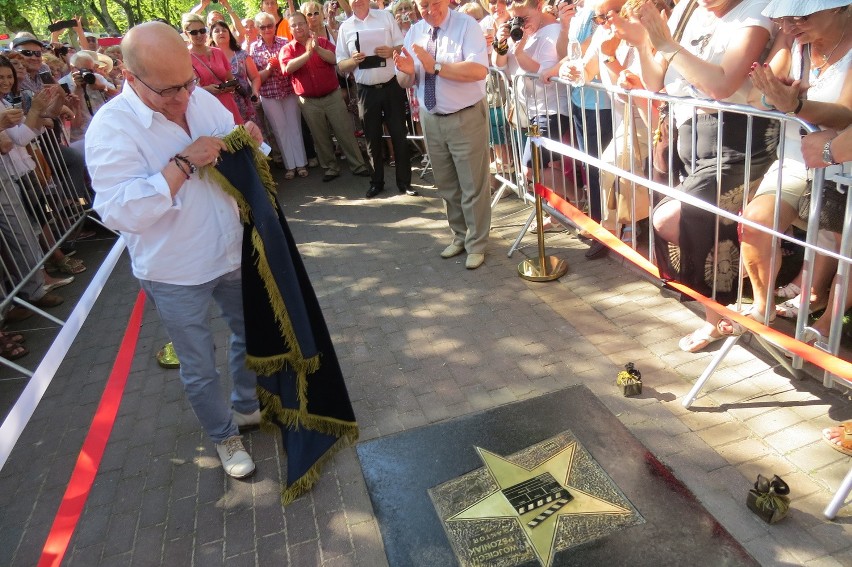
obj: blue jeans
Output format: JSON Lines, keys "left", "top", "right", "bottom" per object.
{"left": 140, "top": 269, "right": 258, "bottom": 444}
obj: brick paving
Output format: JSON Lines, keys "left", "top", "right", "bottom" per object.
{"left": 0, "top": 163, "right": 850, "bottom": 566}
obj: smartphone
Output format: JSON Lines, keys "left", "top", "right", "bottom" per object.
{"left": 48, "top": 20, "right": 77, "bottom": 33}
{"left": 59, "top": 82, "right": 71, "bottom": 95}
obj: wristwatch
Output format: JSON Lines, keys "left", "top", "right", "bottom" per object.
{"left": 603, "top": 55, "right": 616, "bottom": 64}
{"left": 434, "top": 63, "right": 442, "bottom": 76}
{"left": 823, "top": 139, "right": 838, "bottom": 166}
{"left": 785, "top": 98, "right": 804, "bottom": 116}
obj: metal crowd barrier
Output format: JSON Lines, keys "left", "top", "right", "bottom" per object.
{"left": 0, "top": 127, "right": 91, "bottom": 376}
{"left": 505, "top": 73, "right": 852, "bottom": 395}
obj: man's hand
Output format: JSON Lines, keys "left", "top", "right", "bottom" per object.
{"left": 393, "top": 47, "right": 416, "bottom": 75}
{"left": 305, "top": 37, "right": 316, "bottom": 52}
{"left": 411, "top": 43, "right": 436, "bottom": 73}
{"left": 0, "top": 108, "right": 24, "bottom": 129}
{"left": 374, "top": 45, "right": 395, "bottom": 59}
{"left": 183, "top": 136, "right": 228, "bottom": 168}
{"left": 801, "top": 130, "right": 837, "bottom": 168}
{"left": 244, "top": 121, "right": 263, "bottom": 144}
{"left": 351, "top": 50, "right": 366, "bottom": 66}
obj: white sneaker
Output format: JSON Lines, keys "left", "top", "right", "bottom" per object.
{"left": 233, "top": 408, "right": 261, "bottom": 430}
{"left": 215, "top": 436, "right": 256, "bottom": 479}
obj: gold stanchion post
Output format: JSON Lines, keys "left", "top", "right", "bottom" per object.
{"left": 518, "top": 126, "right": 568, "bottom": 282}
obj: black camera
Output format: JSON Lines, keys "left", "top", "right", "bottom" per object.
{"left": 508, "top": 16, "right": 526, "bottom": 42}
{"left": 8, "top": 95, "right": 22, "bottom": 109}
{"left": 80, "top": 70, "right": 97, "bottom": 85}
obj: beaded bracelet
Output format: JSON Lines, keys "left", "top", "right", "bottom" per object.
{"left": 171, "top": 157, "right": 190, "bottom": 180}
{"left": 173, "top": 154, "right": 198, "bottom": 175}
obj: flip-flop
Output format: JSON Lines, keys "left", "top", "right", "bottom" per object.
{"left": 679, "top": 325, "right": 724, "bottom": 353}
{"left": 821, "top": 421, "right": 852, "bottom": 457}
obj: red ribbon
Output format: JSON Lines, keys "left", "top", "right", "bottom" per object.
{"left": 38, "top": 290, "right": 146, "bottom": 567}
{"left": 534, "top": 182, "right": 852, "bottom": 380}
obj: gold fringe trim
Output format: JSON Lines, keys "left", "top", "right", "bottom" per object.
{"left": 280, "top": 433, "right": 359, "bottom": 505}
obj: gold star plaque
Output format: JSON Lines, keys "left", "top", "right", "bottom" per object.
{"left": 428, "top": 431, "right": 644, "bottom": 567}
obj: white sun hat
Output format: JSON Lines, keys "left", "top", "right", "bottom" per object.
{"left": 762, "top": 0, "right": 850, "bottom": 18}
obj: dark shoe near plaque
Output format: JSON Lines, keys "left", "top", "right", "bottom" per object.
{"left": 746, "top": 474, "right": 790, "bottom": 524}
{"left": 398, "top": 184, "right": 419, "bottom": 197}
{"left": 365, "top": 184, "right": 384, "bottom": 199}
{"left": 585, "top": 240, "right": 609, "bottom": 260}
{"left": 322, "top": 172, "right": 340, "bottom": 182}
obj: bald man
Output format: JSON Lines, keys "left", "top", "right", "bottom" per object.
{"left": 86, "top": 22, "right": 265, "bottom": 480}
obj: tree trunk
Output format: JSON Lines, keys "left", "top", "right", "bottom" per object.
{"left": 87, "top": 0, "right": 121, "bottom": 34}
{"left": 98, "top": 0, "right": 122, "bottom": 33}
{"left": 114, "top": 0, "right": 138, "bottom": 28}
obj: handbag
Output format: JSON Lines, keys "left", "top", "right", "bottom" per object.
{"left": 797, "top": 179, "right": 847, "bottom": 234}
{"left": 602, "top": 106, "right": 650, "bottom": 223}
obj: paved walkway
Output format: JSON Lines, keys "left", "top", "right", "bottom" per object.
{"left": 0, "top": 163, "right": 850, "bottom": 567}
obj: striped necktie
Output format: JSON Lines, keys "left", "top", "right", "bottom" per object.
{"left": 424, "top": 27, "right": 438, "bottom": 111}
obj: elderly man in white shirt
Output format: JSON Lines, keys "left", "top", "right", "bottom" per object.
{"left": 394, "top": 0, "right": 491, "bottom": 269}
{"left": 86, "top": 21, "right": 265, "bottom": 480}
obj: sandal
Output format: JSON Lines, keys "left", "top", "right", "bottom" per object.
{"left": 775, "top": 282, "right": 801, "bottom": 300}
{"left": 775, "top": 295, "right": 827, "bottom": 319}
{"left": 297, "top": 167, "right": 309, "bottom": 178}
{"left": 0, "top": 331, "right": 25, "bottom": 344}
{"left": 821, "top": 421, "right": 852, "bottom": 457}
{"left": 1, "top": 340, "right": 28, "bottom": 360}
{"left": 48, "top": 256, "right": 86, "bottom": 275}
{"left": 717, "top": 304, "right": 776, "bottom": 337}
{"left": 801, "top": 326, "right": 828, "bottom": 348}
{"left": 43, "top": 275, "right": 74, "bottom": 293}
{"left": 284, "top": 169, "right": 296, "bottom": 180}
{"left": 679, "top": 324, "right": 724, "bottom": 353}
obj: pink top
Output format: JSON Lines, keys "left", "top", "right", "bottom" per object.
{"left": 191, "top": 47, "right": 243, "bottom": 124}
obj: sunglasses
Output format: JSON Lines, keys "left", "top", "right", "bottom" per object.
{"left": 16, "top": 49, "right": 43, "bottom": 57}
{"left": 307, "top": 10, "right": 321, "bottom": 15}
{"left": 186, "top": 27, "right": 208, "bottom": 36}
{"left": 591, "top": 11, "right": 614, "bottom": 24}
{"left": 769, "top": 15, "right": 809, "bottom": 25}
{"left": 258, "top": 24, "right": 275, "bottom": 30}
{"left": 488, "top": 0, "right": 510, "bottom": 4}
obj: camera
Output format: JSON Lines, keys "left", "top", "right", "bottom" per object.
{"left": 8, "top": 95, "right": 22, "bottom": 110}
{"left": 80, "top": 70, "right": 97, "bottom": 85}
{"left": 508, "top": 16, "right": 526, "bottom": 42}
{"left": 218, "top": 79, "right": 239, "bottom": 90}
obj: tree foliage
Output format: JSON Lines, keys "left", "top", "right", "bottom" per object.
{"left": 2, "top": 0, "right": 259, "bottom": 39}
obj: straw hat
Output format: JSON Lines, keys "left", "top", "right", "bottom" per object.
{"left": 763, "top": 0, "right": 850, "bottom": 18}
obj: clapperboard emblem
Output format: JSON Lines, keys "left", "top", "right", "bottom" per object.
{"left": 501, "top": 472, "right": 573, "bottom": 529}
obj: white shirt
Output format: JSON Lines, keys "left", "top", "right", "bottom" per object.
{"left": 336, "top": 9, "right": 404, "bottom": 85}
{"left": 507, "top": 23, "right": 569, "bottom": 117}
{"left": 58, "top": 72, "right": 111, "bottom": 142}
{"left": 0, "top": 99, "right": 41, "bottom": 181}
{"left": 665, "top": 0, "right": 773, "bottom": 127}
{"left": 401, "top": 10, "right": 487, "bottom": 115}
{"left": 86, "top": 83, "right": 243, "bottom": 285}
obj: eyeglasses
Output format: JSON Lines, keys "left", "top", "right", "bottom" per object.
{"left": 132, "top": 74, "right": 198, "bottom": 98}
{"left": 258, "top": 24, "right": 275, "bottom": 30}
{"left": 185, "top": 28, "right": 208, "bottom": 36}
{"left": 592, "top": 11, "right": 614, "bottom": 24}
{"left": 769, "top": 15, "right": 809, "bottom": 25}
{"left": 307, "top": 10, "right": 321, "bottom": 15}
{"left": 16, "top": 49, "right": 43, "bottom": 58}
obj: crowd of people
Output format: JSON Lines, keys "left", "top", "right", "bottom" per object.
{"left": 0, "top": 0, "right": 851, "bottom": 462}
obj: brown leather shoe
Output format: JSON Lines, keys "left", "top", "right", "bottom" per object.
{"left": 32, "top": 293, "right": 64, "bottom": 308}
{"left": 4, "top": 306, "right": 33, "bottom": 323}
